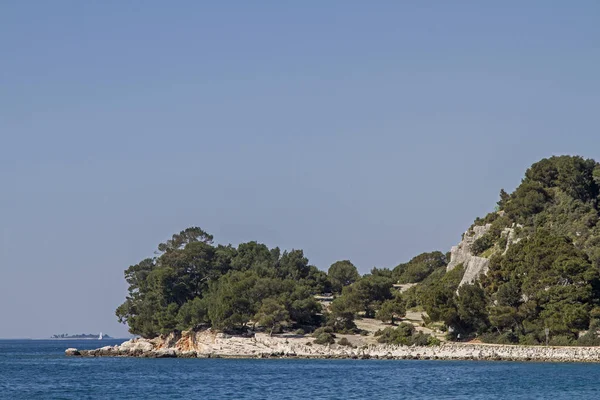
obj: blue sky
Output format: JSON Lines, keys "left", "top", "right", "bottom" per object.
{"left": 1, "top": 1, "right": 599, "bottom": 338}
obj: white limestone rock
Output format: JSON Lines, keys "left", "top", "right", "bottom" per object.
{"left": 119, "top": 339, "right": 154, "bottom": 353}
{"left": 65, "top": 348, "right": 80, "bottom": 356}
{"left": 446, "top": 224, "right": 492, "bottom": 287}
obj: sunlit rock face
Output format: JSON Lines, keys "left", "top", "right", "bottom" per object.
{"left": 446, "top": 224, "right": 491, "bottom": 287}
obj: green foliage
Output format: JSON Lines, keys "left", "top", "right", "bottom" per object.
{"left": 482, "top": 229, "right": 597, "bottom": 341}
{"left": 312, "top": 326, "right": 334, "bottom": 336}
{"left": 450, "top": 156, "right": 600, "bottom": 344}
{"left": 498, "top": 189, "right": 511, "bottom": 209}
{"left": 549, "top": 335, "right": 574, "bottom": 346}
{"left": 480, "top": 332, "right": 519, "bottom": 345}
{"left": 576, "top": 330, "right": 600, "bottom": 346}
{"left": 331, "top": 273, "right": 395, "bottom": 319}
{"left": 375, "top": 323, "right": 437, "bottom": 346}
{"left": 471, "top": 234, "right": 495, "bottom": 256}
{"left": 376, "top": 297, "right": 406, "bottom": 324}
{"left": 176, "top": 297, "right": 208, "bottom": 330}
{"left": 157, "top": 227, "right": 214, "bottom": 253}
{"left": 314, "top": 333, "right": 335, "bottom": 345}
{"left": 327, "top": 294, "right": 358, "bottom": 333}
{"left": 393, "top": 251, "right": 447, "bottom": 284}
{"left": 328, "top": 260, "right": 360, "bottom": 293}
{"left": 418, "top": 265, "right": 464, "bottom": 328}
{"left": 456, "top": 284, "right": 489, "bottom": 334}
{"left": 338, "top": 337, "right": 353, "bottom": 347}
{"left": 312, "top": 327, "right": 336, "bottom": 344}
{"left": 116, "top": 228, "right": 328, "bottom": 338}
{"left": 255, "top": 298, "right": 291, "bottom": 336}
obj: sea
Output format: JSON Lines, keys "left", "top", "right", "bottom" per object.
{"left": 2, "top": 339, "right": 600, "bottom": 399}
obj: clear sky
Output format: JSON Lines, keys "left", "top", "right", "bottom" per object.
{"left": 1, "top": 1, "right": 599, "bottom": 338}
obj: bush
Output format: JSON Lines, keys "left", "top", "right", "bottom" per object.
{"left": 473, "top": 212, "right": 499, "bottom": 227}
{"left": 335, "top": 326, "right": 360, "bottom": 335}
{"left": 312, "top": 326, "right": 334, "bottom": 337}
{"left": 577, "top": 331, "right": 600, "bottom": 346}
{"left": 427, "top": 336, "right": 441, "bottom": 346}
{"left": 411, "top": 332, "right": 431, "bottom": 346}
{"left": 338, "top": 337, "right": 353, "bottom": 347}
{"left": 314, "top": 333, "right": 335, "bottom": 345}
{"left": 479, "top": 333, "right": 500, "bottom": 344}
{"left": 480, "top": 332, "right": 519, "bottom": 344}
{"left": 375, "top": 323, "right": 437, "bottom": 346}
{"left": 294, "top": 329, "right": 306, "bottom": 335}
{"left": 471, "top": 233, "right": 495, "bottom": 256}
{"left": 549, "top": 335, "right": 574, "bottom": 346}
{"left": 497, "top": 236, "right": 508, "bottom": 251}
{"left": 496, "top": 332, "right": 519, "bottom": 344}
{"left": 519, "top": 334, "right": 541, "bottom": 346}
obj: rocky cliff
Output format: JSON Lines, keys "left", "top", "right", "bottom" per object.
{"left": 446, "top": 221, "right": 521, "bottom": 287}
{"left": 446, "top": 224, "right": 492, "bottom": 287}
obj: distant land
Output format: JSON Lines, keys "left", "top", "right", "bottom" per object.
{"left": 51, "top": 333, "right": 112, "bottom": 340}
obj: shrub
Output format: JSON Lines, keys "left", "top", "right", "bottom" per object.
{"left": 479, "top": 333, "right": 500, "bottom": 344}
{"left": 375, "top": 323, "right": 437, "bottom": 346}
{"left": 496, "top": 332, "right": 519, "bottom": 344}
{"left": 577, "top": 331, "right": 600, "bottom": 346}
{"left": 294, "top": 329, "right": 306, "bottom": 335}
{"left": 549, "top": 335, "right": 573, "bottom": 346}
{"left": 471, "top": 233, "right": 495, "bottom": 256}
{"left": 497, "top": 236, "right": 508, "bottom": 251}
{"left": 312, "top": 326, "right": 334, "bottom": 337}
{"left": 314, "top": 333, "right": 335, "bottom": 345}
{"left": 411, "top": 332, "right": 431, "bottom": 346}
{"left": 519, "top": 334, "right": 541, "bottom": 346}
{"left": 427, "top": 336, "right": 441, "bottom": 346}
{"left": 338, "top": 337, "right": 353, "bottom": 347}
{"left": 481, "top": 332, "right": 519, "bottom": 344}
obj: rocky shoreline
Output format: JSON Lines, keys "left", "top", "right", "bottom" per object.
{"left": 65, "top": 329, "right": 600, "bottom": 363}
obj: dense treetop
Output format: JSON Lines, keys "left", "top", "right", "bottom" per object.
{"left": 116, "top": 228, "right": 329, "bottom": 338}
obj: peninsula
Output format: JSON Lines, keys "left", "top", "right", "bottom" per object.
{"left": 71, "top": 156, "right": 600, "bottom": 361}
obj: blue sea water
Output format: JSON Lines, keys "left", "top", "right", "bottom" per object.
{"left": 2, "top": 339, "right": 600, "bottom": 399}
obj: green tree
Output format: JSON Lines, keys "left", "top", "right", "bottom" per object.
{"left": 177, "top": 297, "right": 208, "bottom": 330}
{"left": 393, "top": 251, "right": 447, "bottom": 284}
{"left": 456, "top": 284, "right": 489, "bottom": 334}
{"left": 328, "top": 294, "right": 358, "bottom": 332}
{"left": 376, "top": 297, "right": 406, "bottom": 325}
{"left": 328, "top": 260, "right": 360, "bottom": 293}
{"left": 341, "top": 274, "right": 394, "bottom": 317}
{"left": 157, "top": 227, "right": 214, "bottom": 253}
{"left": 254, "top": 298, "right": 290, "bottom": 336}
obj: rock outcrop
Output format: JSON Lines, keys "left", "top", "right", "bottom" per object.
{"left": 64, "top": 348, "right": 80, "bottom": 356}
{"left": 446, "top": 224, "right": 491, "bottom": 287}
{"left": 65, "top": 330, "right": 600, "bottom": 363}
{"left": 446, "top": 222, "right": 523, "bottom": 287}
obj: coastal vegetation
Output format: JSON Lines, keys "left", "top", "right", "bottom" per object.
{"left": 116, "top": 155, "right": 600, "bottom": 347}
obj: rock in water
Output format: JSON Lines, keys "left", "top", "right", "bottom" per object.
{"left": 65, "top": 348, "right": 80, "bottom": 356}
